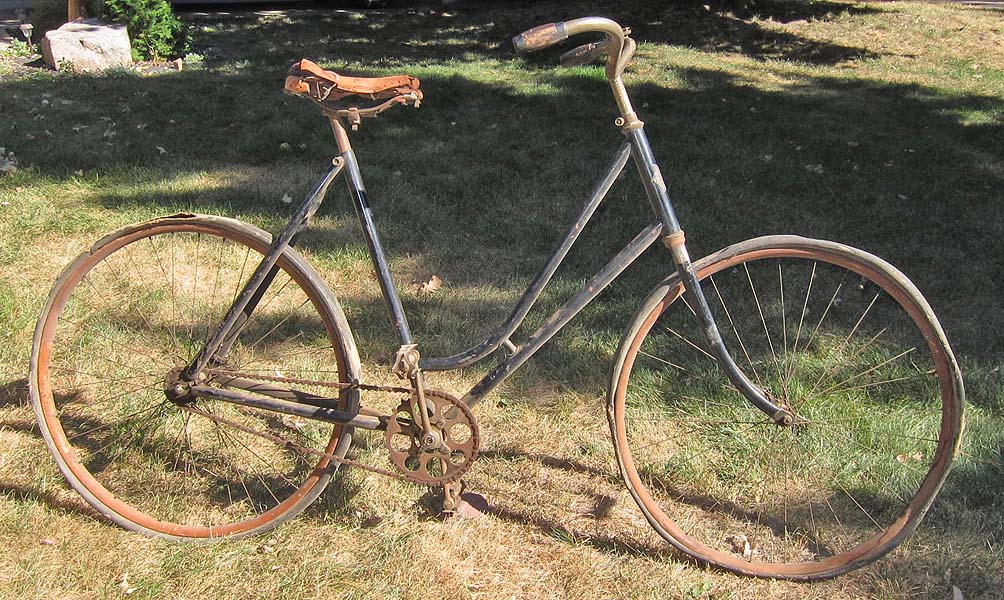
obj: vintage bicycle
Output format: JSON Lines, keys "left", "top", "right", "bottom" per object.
{"left": 28, "top": 17, "right": 963, "bottom": 580}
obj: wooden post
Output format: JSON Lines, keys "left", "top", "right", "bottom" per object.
{"left": 67, "top": 0, "right": 87, "bottom": 21}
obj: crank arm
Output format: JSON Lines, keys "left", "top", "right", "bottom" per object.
{"left": 189, "top": 385, "right": 386, "bottom": 430}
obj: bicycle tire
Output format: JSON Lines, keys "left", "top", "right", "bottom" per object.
{"left": 608, "top": 235, "right": 963, "bottom": 580}
{"left": 30, "top": 213, "right": 361, "bottom": 540}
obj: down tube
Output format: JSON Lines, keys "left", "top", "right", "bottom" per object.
{"left": 462, "top": 222, "right": 664, "bottom": 407}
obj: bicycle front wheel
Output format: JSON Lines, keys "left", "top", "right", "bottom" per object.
{"left": 609, "top": 236, "right": 963, "bottom": 580}
{"left": 30, "top": 214, "right": 361, "bottom": 539}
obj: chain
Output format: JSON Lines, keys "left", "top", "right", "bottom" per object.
{"left": 194, "top": 369, "right": 478, "bottom": 486}
{"left": 206, "top": 368, "right": 412, "bottom": 394}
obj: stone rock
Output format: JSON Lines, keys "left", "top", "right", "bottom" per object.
{"left": 41, "top": 19, "right": 131, "bottom": 72}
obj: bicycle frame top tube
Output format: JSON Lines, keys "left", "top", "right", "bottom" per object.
{"left": 516, "top": 17, "right": 791, "bottom": 421}
{"left": 188, "top": 22, "right": 790, "bottom": 422}
{"left": 420, "top": 142, "right": 633, "bottom": 372}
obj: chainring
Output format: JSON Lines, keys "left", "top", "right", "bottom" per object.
{"left": 384, "top": 389, "right": 479, "bottom": 486}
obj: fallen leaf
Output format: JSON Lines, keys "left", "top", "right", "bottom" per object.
{"left": 725, "top": 534, "right": 753, "bottom": 559}
{"left": 281, "top": 193, "right": 293, "bottom": 204}
{"left": 804, "top": 164, "right": 825, "bottom": 174}
{"left": 103, "top": 129, "right": 117, "bottom": 139}
{"left": 117, "top": 572, "right": 136, "bottom": 595}
{"left": 156, "top": 146, "right": 168, "bottom": 155}
{"left": 413, "top": 275, "right": 444, "bottom": 296}
{"left": 74, "top": 170, "right": 84, "bottom": 177}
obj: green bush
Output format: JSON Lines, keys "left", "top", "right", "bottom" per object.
{"left": 101, "top": 0, "right": 189, "bottom": 61}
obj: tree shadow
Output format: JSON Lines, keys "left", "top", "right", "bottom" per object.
{"left": 4, "top": 41, "right": 1001, "bottom": 386}
{"left": 176, "top": 0, "right": 882, "bottom": 67}
{"left": 0, "top": 480, "right": 102, "bottom": 519}
{"left": 2, "top": 3, "right": 1002, "bottom": 582}
{"left": 0, "top": 377, "right": 28, "bottom": 409}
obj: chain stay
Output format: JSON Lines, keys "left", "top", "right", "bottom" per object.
{"left": 206, "top": 368, "right": 412, "bottom": 394}
{"left": 196, "top": 369, "right": 478, "bottom": 486}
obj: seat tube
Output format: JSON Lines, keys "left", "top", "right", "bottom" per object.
{"left": 341, "top": 148, "right": 415, "bottom": 346}
{"left": 627, "top": 126, "right": 791, "bottom": 423}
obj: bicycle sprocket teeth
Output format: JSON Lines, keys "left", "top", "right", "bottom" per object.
{"left": 384, "top": 389, "right": 479, "bottom": 485}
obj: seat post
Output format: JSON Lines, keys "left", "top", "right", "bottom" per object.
{"left": 329, "top": 117, "right": 353, "bottom": 154}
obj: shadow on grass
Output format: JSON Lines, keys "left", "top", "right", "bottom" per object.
{"left": 0, "top": 377, "right": 28, "bottom": 409}
{"left": 2, "top": 1, "right": 1002, "bottom": 584}
{"left": 4, "top": 65, "right": 1000, "bottom": 366}
{"left": 174, "top": 0, "right": 883, "bottom": 68}
{"left": 0, "top": 480, "right": 102, "bottom": 518}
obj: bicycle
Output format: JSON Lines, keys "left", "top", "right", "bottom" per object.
{"left": 28, "top": 17, "right": 964, "bottom": 580}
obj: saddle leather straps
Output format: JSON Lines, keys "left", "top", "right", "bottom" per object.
{"left": 285, "top": 59, "right": 422, "bottom": 105}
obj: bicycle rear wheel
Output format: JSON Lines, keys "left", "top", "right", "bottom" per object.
{"left": 30, "top": 214, "right": 360, "bottom": 539}
{"left": 609, "top": 236, "right": 963, "bottom": 579}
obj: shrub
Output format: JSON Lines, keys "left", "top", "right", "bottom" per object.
{"left": 101, "top": 0, "right": 189, "bottom": 61}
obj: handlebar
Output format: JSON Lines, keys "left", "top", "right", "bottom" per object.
{"left": 512, "top": 17, "right": 633, "bottom": 79}
{"left": 512, "top": 22, "right": 568, "bottom": 54}
{"left": 559, "top": 40, "right": 610, "bottom": 67}
{"left": 513, "top": 17, "right": 639, "bottom": 127}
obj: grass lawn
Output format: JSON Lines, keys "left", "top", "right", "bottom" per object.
{"left": 1, "top": 0, "right": 1002, "bottom": 598}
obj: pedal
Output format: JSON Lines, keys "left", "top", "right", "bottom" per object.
{"left": 440, "top": 480, "right": 488, "bottom": 520}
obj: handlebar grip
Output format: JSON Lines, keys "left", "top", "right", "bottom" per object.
{"left": 559, "top": 40, "right": 608, "bottom": 67}
{"left": 512, "top": 22, "right": 568, "bottom": 55}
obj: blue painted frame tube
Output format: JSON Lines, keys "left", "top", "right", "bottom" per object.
{"left": 462, "top": 222, "right": 664, "bottom": 407}
{"left": 342, "top": 150, "right": 416, "bottom": 346}
{"left": 421, "top": 142, "right": 633, "bottom": 371}
{"left": 627, "top": 125, "right": 791, "bottom": 423}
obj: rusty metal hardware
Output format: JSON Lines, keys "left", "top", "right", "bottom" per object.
{"left": 391, "top": 344, "right": 421, "bottom": 379}
{"left": 327, "top": 93, "right": 422, "bottom": 131}
{"left": 662, "top": 230, "right": 686, "bottom": 249}
{"left": 206, "top": 367, "right": 410, "bottom": 395}
{"left": 441, "top": 479, "right": 464, "bottom": 513}
{"left": 384, "top": 389, "right": 479, "bottom": 485}
{"left": 177, "top": 401, "right": 456, "bottom": 487}
{"left": 198, "top": 370, "right": 479, "bottom": 486}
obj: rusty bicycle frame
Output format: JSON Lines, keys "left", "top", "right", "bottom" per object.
{"left": 178, "top": 17, "right": 795, "bottom": 441}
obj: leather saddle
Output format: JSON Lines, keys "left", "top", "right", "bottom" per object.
{"left": 284, "top": 59, "right": 422, "bottom": 107}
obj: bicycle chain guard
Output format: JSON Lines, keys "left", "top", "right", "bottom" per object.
{"left": 384, "top": 389, "right": 479, "bottom": 486}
